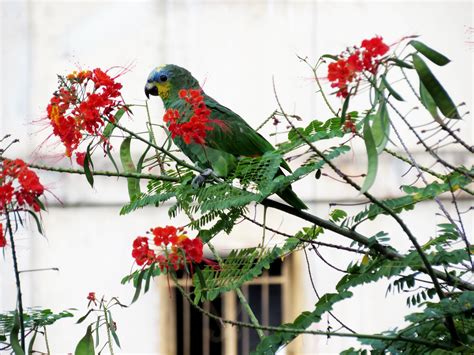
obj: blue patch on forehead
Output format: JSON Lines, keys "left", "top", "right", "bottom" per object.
{"left": 147, "top": 67, "right": 169, "bottom": 83}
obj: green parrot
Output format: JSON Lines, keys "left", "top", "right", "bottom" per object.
{"left": 144, "top": 64, "right": 307, "bottom": 210}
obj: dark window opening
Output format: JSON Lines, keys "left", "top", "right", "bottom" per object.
{"left": 173, "top": 258, "right": 285, "bottom": 355}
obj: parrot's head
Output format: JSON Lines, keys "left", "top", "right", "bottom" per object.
{"left": 144, "top": 64, "right": 200, "bottom": 103}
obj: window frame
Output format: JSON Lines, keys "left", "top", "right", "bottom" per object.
{"left": 159, "top": 252, "right": 304, "bottom": 355}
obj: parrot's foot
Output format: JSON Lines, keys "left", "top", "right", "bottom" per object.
{"left": 191, "top": 168, "right": 215, "bottom": 189}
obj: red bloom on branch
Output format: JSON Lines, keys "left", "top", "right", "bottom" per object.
{"left": 1, "top": 159, "right": 45, "bottom": 212}
{"left": 163, "top": 89, "right": 218, "bottom": 145}
{"left": 87, "top": 291, "right": 97, "bottom": 306}
{"left": 151, "top": 225, "right": 178, "bottom": 246}
{"left": 327, "top": 36, "right": 390, "bottom": 98}
{"left": 132, "top": 236, "right": 156, "bottom": 266}
{"left": 0, "top": 224, "right": 6, "bottom": 248}
{"left": 131, "top": 225, "right": 213, "bottom": 273}
{"left": 361, "top": 36, "right": 390, "bottom": 57}
{"left": 46, "top": 68, "right": 124, "bottom": 157}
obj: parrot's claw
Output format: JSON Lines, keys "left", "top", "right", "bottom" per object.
{"left": 191, "top": 169, "right": 215, "bottom": 189}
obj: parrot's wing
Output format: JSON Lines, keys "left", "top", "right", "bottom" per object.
{"left": 204, "top": 98, "right": 292, "bottom": 172}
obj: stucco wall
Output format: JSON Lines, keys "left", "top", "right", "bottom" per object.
{"left": 1, "top": 1, "right": 472, "bottom": 353}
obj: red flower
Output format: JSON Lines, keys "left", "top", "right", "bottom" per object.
{"left": 46, "top": 67, "right": 124, "bottom": 157}
{"left": 163, "top": 89, "right": 218, "bottom": 145}
{"left": 181, "top": 237, "right": 203, "bottom": 263}
{"left": 327, "top": 36, "right": 389, "bottom": 97}
{"left": 361, "top": 36, "right": 389, "bottom": 57}
{"left": 132, "top": 225, "right": 210, "bottom": 273}
{"left": 87, "top": 291, "right": 97, "bottom": 306}
{"left": 151, "top": 225, "right": 177, "bottom": 246}
{"left": 1, "top": 159, "right": 44, "bottom": 212}
{"left": 75, "top": 152, "right": 86, "bottom": 167}
{"left": 132, "top": 236, "right": 156, "bottom": 266}
{"left": 0, "top": 183, "right": 14, "bottom": 207}
{"left": 0, "top": 224, "right": 6, "bottom": 248}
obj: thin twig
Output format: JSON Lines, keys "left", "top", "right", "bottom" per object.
{"left": 5, "top": 207, "right": 25, "bottom": 351}
{"left": 0, "top": 157, "right": 179, "bottom": 182}
{"left": 303, "top": 247, "right": 356, "bottom": 333}
{"left": 261, "top": 198, "right": 473, "bottom": 291}
{"left": 273, "top": 79, "right": 461, "bottom": 344}
{"left": 242, "top": 214, "right": 368, "bottom": 255}
{"left": 173, "top": 277, "right": 452, "bottom": 350}
{"left": 207, "top": 242, "right": 265, "bottom": 339}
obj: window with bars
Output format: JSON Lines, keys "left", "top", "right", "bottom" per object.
{"left": 162, "top": 257, "right": 295, "bottom": 355}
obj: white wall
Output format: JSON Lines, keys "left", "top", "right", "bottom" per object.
{"left": 1, "top": 1, "right": 472, "bottom": 353}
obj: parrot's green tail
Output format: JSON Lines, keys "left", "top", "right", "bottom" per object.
{"left": 277, "top": 186, "right": 308, "bottom": 210}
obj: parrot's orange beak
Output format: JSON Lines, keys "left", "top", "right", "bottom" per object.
{"left": 144, "top": 83, "right": 158, "bottom": 98}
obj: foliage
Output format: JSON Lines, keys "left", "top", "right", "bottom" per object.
{"left": 1, "top": 36, "right": 472, "bottom": 354}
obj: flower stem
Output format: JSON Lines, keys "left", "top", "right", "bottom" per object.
{"left": 103, "top": 305, "right": 114, "bottom": 355}
{"left": 44, "top": 326, "right": 51, "bottom": 354}
{"left": 5, "top": 208, "right": 25, "bottom": 351}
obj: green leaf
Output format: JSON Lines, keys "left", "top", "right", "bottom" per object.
{"left": 341, "top": 95, "right": 350, "bottom": 119}
{"left": 26, "top": 210, "right": 43, "bottom": 235}
{"left": 103, "top": 108, "right": 126, "bottom": 139}
{"left": 83, "top": 144, "right": 95, "bottom": 187}
{"left": 94, "top": 316, "right": 100, "bottom": 347}
{"left": 321, "top": 54, "right": 338, "bottom": 61}
{"left": 105, "top": 143, "right": 120, "bottom": 175}
{"left": 194, "top": 267, "right": 207, "bottom": 303}
{"left": 387, "top": 57, "right": 413, "bottom": 69}
{"left": 252, "top": 291, "right": 353, "bottom": 354}
{"left": 76, "top": 309, "right": 93, "bottom": 324}
{"left": 120, "top": 137, "right": 140, "bottom": 200}
{"left": 136, "top": 144, "right": 151, "bottom": 174}
{"left": 412, "top": 54, "right": 460, "bottom": 119}
{"left": 419, "top": 81, "right": 439, "bottom": 120}
{"left": 74, "top": 325, "right": 95, "bottom": 355}
{"left": 193, "top": 238, "right": 301, "bottom": 302}
{"left": 27, "top": 328, "right": 38, "bottom": 355}
{"left": 144, "top": 263, "right": 155, "bottom": 293}
{"left": 131, "top": 267, "right": 147, "bottom": 304}
{"left": 107, "top": 311, "right": 121, "bottom": 348}
{"left": 371, "top": 101, "right": 390, "bottom": 154}
{"left": 409, "top": 40, "right": 450, "bottom": 66}
{"left": 10, "top": 311, "right": 24, "bottom": 355}
{"left": 381, "top": 75, "right": 404, "bottom": 101}
{"left": 330, "top": 209, "right": 347, "bottom": 223}
{"left": 360, "top": 115, "right": 379, "bottom": 193}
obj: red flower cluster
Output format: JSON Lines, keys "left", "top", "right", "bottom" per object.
{"left": 163, "top": 89, "right": 216, "bottom": 144}
{"left": 327, "top": 36, "right": 389, "bottom": 98}
{"left": 0, "top": 224, "right": 6, "bottom": 248}
{"left": 46, "top": 68, "right": 124, "bottom": 157}
{"left": 87, "top": 292, "right": 97, "bottom": 306}
{"left": 131, "top": 225, "right": 212, "bottom": 272}
{"left": 0, "top": 159, "right": 44, "bottom": 212}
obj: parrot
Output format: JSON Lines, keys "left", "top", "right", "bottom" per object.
{"left": 144, "top": 64, "right": 307, "bottom": 210}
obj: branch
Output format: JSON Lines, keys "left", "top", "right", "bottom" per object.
{"left": 261, "top": 198, "right": 473, "bottom": 291}
{"left": 275, "top": 76, "right": 461, "bottom": 342}
{"left": 5, "top": 208, "right": 26, "bottom": 351}
{"left": 242, "top": 214, "right": 368, "bottom": 254}
{"left": 0, "top": 157, "right": 179, "bottom": 182}
{"left": 105, "top": 118, "right": 203, "bottom": 174}
{"left": 173, "top": 277, "right": 453, "bottom": 351}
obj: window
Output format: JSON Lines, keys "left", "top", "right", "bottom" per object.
{"left": 160, "top": 255, "right": 301, "bottom": 355}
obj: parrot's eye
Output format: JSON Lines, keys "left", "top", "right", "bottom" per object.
{"left": 159, "top": 74, "right": 168, "bottom": 82}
